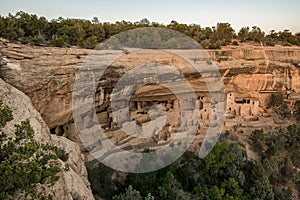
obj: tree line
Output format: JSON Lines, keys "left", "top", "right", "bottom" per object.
{"left": 1, "top": 11, "right": 300, "bottom": 49}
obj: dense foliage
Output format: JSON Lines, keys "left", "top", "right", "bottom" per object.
{"left": 0, "top": 99, "right": 68, "bottom": 199}
{"left": 88, "top": 127, "right": 300, "bottom": 200}
{"left": 1, "top": 11, "right": 300, "bottom": 49}
{"left": 268, "top": 92, "right": 292, "bottom": 119}
{"left": 294, "top": 100, "right": 300, "bottom": 121}
{"left": 0, "top": 57, "right": 4, "bottom": 78}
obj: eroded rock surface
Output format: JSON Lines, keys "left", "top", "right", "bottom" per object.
{"left": 1, "top": 40, "right": 300, "bottom": 154}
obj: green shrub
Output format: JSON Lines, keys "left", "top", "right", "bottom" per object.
{"left": 112, "top": 185, "right": 142, "bottom": 200}
{"left": 208, "top": 42, "right": 221, "bottom": 49}
{"left": 79, "top": 36, "right": 98, "bottom": 49}
{"left": 0, "top": 60, "right": 4, "bottom": 79}
{"left": 20, "top": 37, "right": 29, "bottom": 44}
{"left": 0, "top": 99, "right": 64, "bottom": 199}
{"left": 266, "top": 41, "right": 275, "bottom": 46}
{"left": 268, "top": 93, "right": 285, "bottom": 108}
{"left": 0, "top": 99, "right": 13, "bottom": 128}
{"left": 249, "top": 129, "right": 265, "bottom": 153}
{"left": 50, "top": 38, "right": 64, "bottom": 47}
{"left": 232, "top": 41, "right": 239, "bottom": 46}
{"left": 29, "top": 35, "right": 45, "bottom": 46}
{"left": 295, "top": 100, "right": 300, "bottom": 121}
{"left": 55, "top": 147, "right": 69, "bottom": 162}
{"left": 291, "top": 154, "right": 300, "bottom": 168}
{"left": 268, "top": 93, "right": 291, "bottom": 118}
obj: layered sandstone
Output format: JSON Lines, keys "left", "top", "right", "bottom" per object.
{"left": 1, "top": 39, "right": 300, "bottom": 153}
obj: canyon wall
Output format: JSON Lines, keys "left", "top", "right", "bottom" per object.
{"left": 1, "top": 39, "right": 300, "bottom": 150}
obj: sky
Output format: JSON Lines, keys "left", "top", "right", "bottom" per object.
{"left": 0, "top": 0, "right": 299, "bottom": 33}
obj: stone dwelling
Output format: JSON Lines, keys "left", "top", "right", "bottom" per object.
{"left": 226, "top": 92, "right": 260, "bottom": 118}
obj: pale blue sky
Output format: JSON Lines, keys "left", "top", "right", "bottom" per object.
{"left": 0, "top": 0, "right": 299, "bottom": 33}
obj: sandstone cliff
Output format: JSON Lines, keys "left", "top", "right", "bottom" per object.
{"left": 1, "top": 41, "right": 300, "bottom": 126}
{"left": 1, "top": 39, "right": 300, "bottom": 152}
{"left": 0, "top": 78, "right": 95, "bottom": 200}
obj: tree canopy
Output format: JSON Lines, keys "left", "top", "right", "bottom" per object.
{"left": 88, "top": 128, "right": 300, "bottom": 199}
{"left": 1, "top": 11, "right": 300, "bottom": 49}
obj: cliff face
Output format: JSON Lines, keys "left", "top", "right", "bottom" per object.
{"left": 209, "top": 47, "right": 300, "bottom": 92}
{"left": 0, "top": 78, "right": 95, "bottom": 200}
{"left": 1, "top": 40, "right": 300, "bottom": 126}
{"left": 0, "top": 39, "right": 87, "bottom": 128}
{"left": 1, "top": 40, "right": 300, "bottom": 151}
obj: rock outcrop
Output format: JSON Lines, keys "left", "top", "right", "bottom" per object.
{"left": 0, "top": 78, "right": 95, "bottom": 200}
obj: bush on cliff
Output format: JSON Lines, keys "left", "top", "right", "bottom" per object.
{"left": 0, "top": 99, "right": 67, "bottom": 199}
